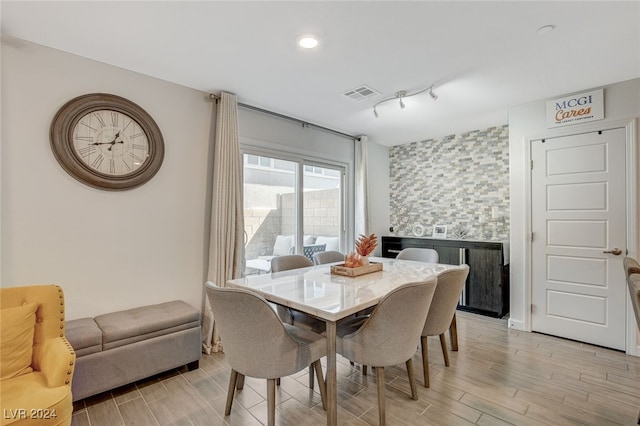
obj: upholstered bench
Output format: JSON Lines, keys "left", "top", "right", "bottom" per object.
{"left": 66, "top": 300, "right": 201, "bottom": 401}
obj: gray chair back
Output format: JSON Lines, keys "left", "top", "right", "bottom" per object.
{"left": 624, "top": 257, "right": 640, "bottom": 327}
{"left": 204, "top": 282, "right": 321, "bottom": 379}
{"left": 396, "top": 248, "right": 439, "bottom": 263}
{"left": 623, "top": 257, "right": 640, "bottom": 426}
{"left": 313, "top": 251, "right": 345, "bottom": 265}
{"left": 271, "top": 254, "right": 313, "bottom": 272}
{"left": 338, "top": 278, "right": 437, "bottom": 367}
{"left": 422, "top": 266, "right": 469, "bottom": 336}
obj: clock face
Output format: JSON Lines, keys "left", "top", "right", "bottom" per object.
{"left": 72, "top": 109, "right": 150, "bottom": 176}
{"left": 50, "top": 93, "right": 164, "bottom": 190}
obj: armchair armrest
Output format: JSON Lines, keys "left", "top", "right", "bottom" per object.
{"left": 33, "top": 336, "right": 76, "bottom": 388}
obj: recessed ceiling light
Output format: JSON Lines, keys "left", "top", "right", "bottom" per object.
{"left": 298, "top": 35, "right": 319, "bottom": 49}
{"left": 536, "top": 25, "right": 555, "bottom": 35}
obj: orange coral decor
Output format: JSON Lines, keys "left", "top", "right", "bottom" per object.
{"left": 344, "top": 234, "right": 378, "bottom": 268}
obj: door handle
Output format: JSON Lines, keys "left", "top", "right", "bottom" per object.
{"left": 603, "top": 248, "right": 622, "bottom": 256}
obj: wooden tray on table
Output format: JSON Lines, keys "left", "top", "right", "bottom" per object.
{"left": 330, "top": 262, "right": 383, "bottom": 277}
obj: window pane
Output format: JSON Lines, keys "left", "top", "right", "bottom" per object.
{"left": 244, "top": 154, "right": 297, "bottom": 275}
{"left": 259, "top": 156, "right": 271, "bottom": 167}
{"left": 246, "top": 154, "right": 259, "bottom": 165}
{"left": 303, "top": 164, "right": 341, "bottom": 254}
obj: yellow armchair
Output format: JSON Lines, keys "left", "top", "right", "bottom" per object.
{"left": 1, "top": 285, "right": 75, "bottom": 426}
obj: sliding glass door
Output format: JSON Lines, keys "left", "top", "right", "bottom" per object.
{"left": 243, "top": 152, "right": 344, "bottom": 275}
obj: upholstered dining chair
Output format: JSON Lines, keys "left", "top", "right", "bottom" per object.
{"left": 313, "top": 250, "right": 345, "bottom": 265}
{"left": 623, "top": 257, "right": 640, "bottom": 424}
{"left": 396, "top": 247, "right": 439, "bottom": 263}
{"left": 420, "top": 265, "right": 469, "bottom": 388}
{"left": 204, "top": 282, "right": 327, "bottom": 426}
{"left": 396, "top": 247, "right": 460, "bottom": 352}
{"left": 271, "top": 254, "right": 313, "bottom": 273}
{"left": 270, "top": 254, "right": 325, "bottom": 389}
{"left": 270, "top": 255, "right": 322, "bottom": 330}
{"left": 336, "top": 278, "right": 438, "bottom": 426}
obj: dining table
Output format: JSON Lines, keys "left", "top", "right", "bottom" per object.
{"left": 227, "top": 256, "right": 464, "bottom": 426}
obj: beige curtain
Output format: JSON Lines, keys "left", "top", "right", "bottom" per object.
{"left": 355, "top": 135, "right": 370, "bottom": 237}
{"left": 202, "top": 92, "right": 245, "bottom": 354}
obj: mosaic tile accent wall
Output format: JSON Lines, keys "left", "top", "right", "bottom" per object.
{"left": 389, "top": 125, "right": 509, "bottom": 241}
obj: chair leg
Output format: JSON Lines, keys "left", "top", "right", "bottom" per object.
{"left": 421, "top": 336, "right": 430, "bottom": 388}
{"left": 237, "top": 373, "right": 245, "bottom": 390}
{"left": 309, "top": 365, "right": 314, "bottom": 389}
{"left": 225, "top": 369, "right": 238, "bottom": 416}
{"left": 267, "top": 378, "right": 276, "bottom": 426}
{"left": 363, "top": 365, "right": 368, "bottom": 376}
{"left": 313, "top": 360, "right": 327, "bottom": 411}
{"left": 449, "top": 313, "right": 458, "bottom": 352}
{"left": 276, "top": 378, "right": 280, "bottom": 386}
{"left": 405, "top": 359, "right": 418, "bottom": 400}
{"left": 439, "top": 334, "right": 450, "bottom": 367}
{"left": 376, "top": 366, "right": 386, "bottom": 426}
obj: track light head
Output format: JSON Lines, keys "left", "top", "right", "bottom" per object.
{"left": 396, "top": 91, "right": 406, "bottom": 109}
{"left": 371, "top": 85, "right": 438, "bottom": 117}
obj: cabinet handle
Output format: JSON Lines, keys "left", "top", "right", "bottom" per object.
{"left": 459, "top": 248, "right": 466, "bottom": 264}
{"left": 388, "top": 249, "right": 402, "bottom": 254}
{"left": 459, "top": 248, "right": 466, "bottom": 306}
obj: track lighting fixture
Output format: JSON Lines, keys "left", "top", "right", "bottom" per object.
{"left": 397, "top": 91, "right": 406, "bottom": 109}
{"left": 372, "top": 85, "right": 438, "bottom": 118}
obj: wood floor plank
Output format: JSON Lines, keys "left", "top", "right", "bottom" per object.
{"left": 84, "top": 393, "right": 125, "bottom": 426}
{"left": 420, "top": 399, "right": 481, "bottom": 425}
{"left": 563, "top": 393, "right": 638, "bottom": 425}
{"left": 70, "top": 410, "right": 90, "bottom": 426}
{"left": 118, "top": 397, "right": 159, "bottom": 426}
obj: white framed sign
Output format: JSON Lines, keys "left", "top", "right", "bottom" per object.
{"left": 546, "top": 88, "right": 604, "bottom": 128}
{"left": 432, "top": 225, "right": 447, "bottom": 239}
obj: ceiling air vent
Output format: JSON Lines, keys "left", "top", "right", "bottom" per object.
{"left": 343, "top": 85, "right": 380, "bottom": 102}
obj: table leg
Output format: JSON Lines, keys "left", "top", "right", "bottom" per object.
{"left": 326, "top": 321, "right": 337, "bottom": 426}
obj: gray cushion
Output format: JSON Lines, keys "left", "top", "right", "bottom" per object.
{"left": 95, "top": 301, "right": 200, "bottom": 350}
{"left": 66, "top": 318, "right": 102, "bottom": 356}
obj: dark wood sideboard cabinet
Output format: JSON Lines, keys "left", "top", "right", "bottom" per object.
{"left": 381, "top": 236, "right": 509, "bottom": 318}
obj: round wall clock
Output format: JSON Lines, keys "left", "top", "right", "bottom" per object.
{"left": 50, "top": 93, "right": 164, "bottom": 190}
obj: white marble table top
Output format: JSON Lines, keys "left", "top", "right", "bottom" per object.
{"left": 227, "top": 257, "right": 463, "bottom": 322}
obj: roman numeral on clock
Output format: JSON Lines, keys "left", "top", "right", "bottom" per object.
{"left": 91, "top": 154, "right": 104, "bottom": 169}
{"left": 93, "top": 113, "right": 106, "bottom": 128}
{"left": 77, "top": 146, "right": 96, "bottom": 158}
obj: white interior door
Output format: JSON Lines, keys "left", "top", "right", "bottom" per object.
{"left": 531, "top": 128, "right": 627, "bottom": 350}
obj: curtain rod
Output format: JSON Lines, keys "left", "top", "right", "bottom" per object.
{"left": 209, "top": 93, "right": 358, "bottom": 141}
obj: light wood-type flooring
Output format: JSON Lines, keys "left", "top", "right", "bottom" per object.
{"left": 71, "top": 311, "right": 640, "bottom": 425}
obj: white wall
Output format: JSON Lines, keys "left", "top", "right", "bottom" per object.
{"left": 509, "top": 78, "right": 640, "bottom": 335}
{"left": 367, "top": 141, "right": 390, "bottom": 256}
{"left": 1, "top": 37, "right": 214, "bottom": 319}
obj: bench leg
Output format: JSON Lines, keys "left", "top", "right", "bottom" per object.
{"left": 187, "top": 360, "right": 200, "bottom": 371}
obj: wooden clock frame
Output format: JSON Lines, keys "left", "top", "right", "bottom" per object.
{"left": 50, "top": 93, "right": 164, "bottom": 190}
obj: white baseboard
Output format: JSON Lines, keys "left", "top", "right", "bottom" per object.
{"left": 507, "top": 318, "right": 526, "bottom": 330}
